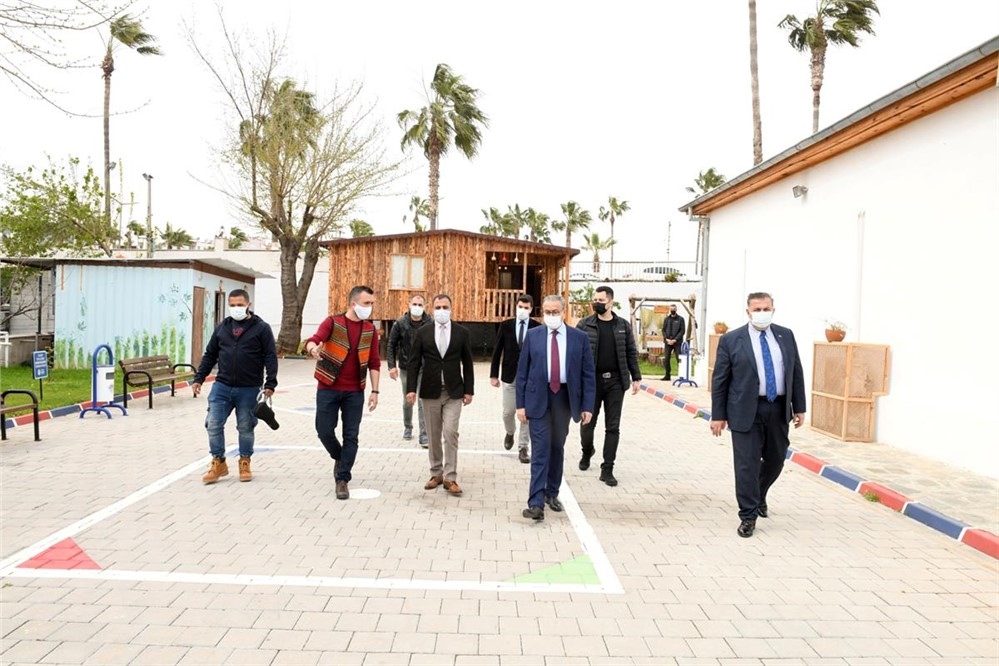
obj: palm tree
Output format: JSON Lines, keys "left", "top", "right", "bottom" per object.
{"left": 102, "top": 16, "right": 160, "bottom": 234}
{"left": 581, "top": 232, "right": 616, "bottom": 274}
{"left": 552, "top": 201, "right": 592, "bottom": 249}
{"left": 597, "top": 196, "right": 629, "bottom": 266}
{"left": 160, "top": 223, "right": 193, "bottom": 249}
{"left": 349, "top": 219, "right": 375, "bottom": 238}
{"left": 125, "top": 220, "right": 145, "bottom": 248}
{"left": 686, "top": 168, "right": 727, "bottom": 196}
{"left": 407, "top": 195, "right": 429, "bottom": 232}
{"left": 479, "top": 207, "right": 518, "bottom": 237}
{"left": 779, "top": 0, "right": 879, "bottom": 134}
{"left": 398, "top": 63, "right": 488, "bottom": 230}
{"left": 229, "top": 226, "right": 248, "bottom": 249}
{"left": 524, "top": 207, "right": 552, "bottom": 244}
{"left": 749, "top": 0, "right": 763, "bottom": 165}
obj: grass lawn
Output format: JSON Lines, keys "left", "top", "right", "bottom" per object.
{"left": 0, "top": 365, "right": 179, "bottom": 416}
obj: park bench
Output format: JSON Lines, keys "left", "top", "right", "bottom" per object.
{"left": 119, "top": 355, "right": 197, "bottom": 409}
{"left": 1, "top": 389, "right": 41, "bottom": 441}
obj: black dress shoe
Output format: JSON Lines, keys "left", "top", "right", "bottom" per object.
{"left": 519, "top": 449, "right": 530, "bottom": 464}
{"left": 579, "top": 453, "right": 593, "bottom": 471}
{"left": 661, "top": 376, "right": 670, "bottom": 381}
{"left": 599, "top": 468, "right": 618, "bottom": 487}
{"left": 545, "top": 496, "right": 564, "bottom": 512}
{"left": 522, "top": 506, "right": 544, "bottom": 521}
{"left": 503, "top": 433, "right": 514, "bottom": 450}
{"left": 737, "top": 519, "right": 756, "bottom": 538}
{"left": 757, "top": 503, "right": 768, "bottom": 518}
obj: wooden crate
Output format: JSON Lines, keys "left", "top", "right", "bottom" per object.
{"left": 811, "top": 342, "right": 890, "bottom": 442}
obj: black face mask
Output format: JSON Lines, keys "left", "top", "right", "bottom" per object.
{"left": 592, "top": 302, "right": 608, "bottom": 315}
{"left": 669, "top": 311, "right": 677, "bottom": 317}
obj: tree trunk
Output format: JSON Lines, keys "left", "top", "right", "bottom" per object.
{"left": 810, "top": 41, "right": 826, "bottom": 134}
{"left": 565, "top": 226, "right": 571, "bottom": 249}
{"left": 748, "top": 0, "right": 763, "bottom": 165}
{"left": 609, "top": 215, "right": 616, "bottom": 266}
{"left": 427, "top": 127, "right": 441, "bottom": 231}
{"left": 275, "top": 239, "right": 305, "bottom": 353}
{"left": 102, "top": 50, "right": 114, "bottom": 238}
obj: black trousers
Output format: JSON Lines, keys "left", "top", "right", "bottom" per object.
{"left": 663, "top": 342, "right": 682, "bottom": 376}
{"left": 731, "top": 396, "right": 790, "bottom": 520}
{"left": 580, "top": 376, "right": 625, "bottom": 469}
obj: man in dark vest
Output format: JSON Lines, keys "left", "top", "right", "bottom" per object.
{"left": 305, "top": 285, "right": 381, "bottom": 501}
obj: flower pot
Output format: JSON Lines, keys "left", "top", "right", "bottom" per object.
{"left": 713, "top": 324, "right": 728, "bottom": 335}
{"left": 825, "top": 328, "right": 846, "bottom": 343}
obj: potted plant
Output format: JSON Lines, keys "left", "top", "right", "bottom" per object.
{"left": 824, "top": 319, "right": 847, "bottom": 342}
{"left": 713, "top": 321, "right": 729, "bottom": 335}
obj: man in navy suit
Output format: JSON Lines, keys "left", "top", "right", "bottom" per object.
{"left": 516, "top": 295, "right": 596, "bottom": 521}
{"left": 710, "top": 292, "right": 806, "bottom": 538}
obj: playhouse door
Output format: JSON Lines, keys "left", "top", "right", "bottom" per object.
{"left": 191, "top": 286, "right": 205, "bottom": 366}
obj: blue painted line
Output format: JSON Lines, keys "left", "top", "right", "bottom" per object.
{"left": 785, "top": 446, "right": 795, "bottom": 460}
{"left": 820, "top": 466, "right": 863, "bottom": 492}
{"left": 673, "top": 399, "right": 685, "bottom": 409}
{"left": 50, "top": 405, "right": 81, "bottom": 418}
{"left": 653, "top": 391, "right": 665, "bottom": 399}
{"left": 903, "top": 502, "right": 968, "bottom": 539}
{"left": 3, "top": 417, "right": 12, "bottom": 429}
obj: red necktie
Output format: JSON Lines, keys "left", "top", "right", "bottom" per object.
{"left": 549, "top": 330, "right": 560, "bottom": 393}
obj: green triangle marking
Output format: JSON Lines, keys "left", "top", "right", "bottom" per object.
{"left": 510, "top": 555, "right": 599, "bottom": 585}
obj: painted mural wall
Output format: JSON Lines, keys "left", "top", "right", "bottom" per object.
{"left": 705, "top": 87, "right": 999, "bottom": 477}
{"left": 54, "top": 265, "right": 195, "bottom": 368}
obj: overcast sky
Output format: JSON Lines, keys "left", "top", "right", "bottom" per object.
{"left": 3, "top": 0, "right": 997, "bottom": 264}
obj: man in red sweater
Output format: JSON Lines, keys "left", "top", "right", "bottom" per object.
{"left": 305, "top": 285, "right": 381, "bottom": 500}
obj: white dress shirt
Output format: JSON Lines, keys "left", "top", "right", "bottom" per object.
{"left": 749, "top": 325, "right": 785, "bottom": 397}
{"left": 436, "top": 320, "right": 451, "bottom": 357}
{"left": 545, "top": 321, "right": 568, "bottom": 384}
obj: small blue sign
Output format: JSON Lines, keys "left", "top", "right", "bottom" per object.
{"left": 32, "top": 350, "right": 49, "bottom": 380}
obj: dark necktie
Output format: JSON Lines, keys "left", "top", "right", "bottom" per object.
{"left": 760, "top": 330, "right": 778, "bottom": 402}
{"left": 518, "top": 321, "right": 525, "bottom": 347}
{"left": 549, "top": 330, "right": 560, "bottom": 394}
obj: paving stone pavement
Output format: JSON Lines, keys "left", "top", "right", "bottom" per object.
{"left": 1, "top": 358, "right": 997, "bottom": 665}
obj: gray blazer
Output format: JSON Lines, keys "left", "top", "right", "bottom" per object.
{"left": 710, "top": 323, "right": 806, "bottom": 432}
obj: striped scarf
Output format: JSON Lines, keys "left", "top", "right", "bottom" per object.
{"left": 314, "top": 315, "right": 374, "bottom": 388}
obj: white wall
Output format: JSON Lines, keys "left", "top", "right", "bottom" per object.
{"left": 705, "top": 87, "right": 999, "bottom": 477}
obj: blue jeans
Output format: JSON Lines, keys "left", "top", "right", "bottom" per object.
{"left": 205, "top": 382, "right": 259, "bottom": 458}
{"left": 316, "top": 389, "right": 365, "bottom": 482}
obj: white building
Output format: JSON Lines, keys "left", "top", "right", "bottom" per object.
{"left": 682, "top": 37, "right": 999, "bottom": 477}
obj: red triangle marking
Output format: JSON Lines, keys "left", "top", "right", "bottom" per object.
{"left": 16, "top": 537, "right": 101, "bottom": 570}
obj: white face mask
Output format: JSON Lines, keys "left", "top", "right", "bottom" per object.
{"left": 434, "top": 309, "right": 451, "bottom": 324}
{"left": 750, "top": 310, "right": 773, "bottom": 329}
{"left": 515, "top": 307, "right": 531, "bottom": 321}
{"left": 229, "top": 306, "right": 248, "bottom": 321}
{"left": 353, "top": 304, "right": 372, "bottom": 320}
{"left": 544, "top": 314, "right": 562, "bottom": 330}
{"left": 410, "top": 305, "right": 425, "bottom": 317}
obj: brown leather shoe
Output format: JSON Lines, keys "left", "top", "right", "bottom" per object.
{"left": 443, "top": 480, "right": 463, "bottom": 496}
{"left": 336, "top": 480, "right": 349, "bottom": 500}
{"left": 238, "top": 456, "right": 252, "bottom": 482}
{"left": 202, "top": 457, "right": 229, "bottom": 484}
{"left": 424, "top": 475, "right": 444, "bottom": 490}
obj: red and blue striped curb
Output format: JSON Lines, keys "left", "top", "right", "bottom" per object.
{"left": 2, "top": 377, "right": 215, "bottom": 433}
{"left": 638, "top": 382, "right": 999, "bottom": 560}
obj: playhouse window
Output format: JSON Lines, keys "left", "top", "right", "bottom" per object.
{"left": 390, "top": 254, "right": 425, "bottom": 289}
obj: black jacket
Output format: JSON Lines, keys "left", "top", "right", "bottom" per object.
{"left": 490, "top": 317, "right": 542, "bottom": 384}
{"left": 663, "top": 313, "right": 685, "bottom": 343}
{"left": 407, "top": 322, "right": 475, "bottom": 400}
{"left": 576, "top": 312, "right": 641, "bottom": 391}
{"left": 194, "top": 314, "right": 278, "bottom": 390}
{"left": 387, "top": 311, "right": 432, "bottom": 368}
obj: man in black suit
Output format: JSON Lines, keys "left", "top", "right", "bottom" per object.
{"left": 710, "top": 292, "right": 806, "bottom": 538}
{"left": 490, "top": 294, "right": 542, "bottom": 464}
{"left": 407, "top": 294, "right": 475, "bottom": 496}
{"left": 661, "top": 304, "right": 685, "bottom": 381}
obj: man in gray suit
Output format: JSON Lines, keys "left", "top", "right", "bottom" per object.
{"left": 710, "top": 292, "right": 806, "bottom": 538}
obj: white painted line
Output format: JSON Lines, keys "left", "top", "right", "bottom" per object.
{"left": 0, "top": 456, "right": 210, "bottom": 576}
{"left": 256, "top": 445, "right": 522, "bottom": 456}
{"left": 558, "top": 481, "right": 624, "bottom": 594}
{"left": 3, "top": 567, "right": 614, "bottom": 594}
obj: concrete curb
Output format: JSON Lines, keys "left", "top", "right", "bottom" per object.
{"left": 2, "top": 377, "right": 215, "bottom": 432}
{"left": 639, "top": 381, "right": 999, "bottom": 561}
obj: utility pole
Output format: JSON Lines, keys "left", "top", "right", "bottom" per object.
{"left": 142, "top": 173, "right": 153, "bottom": 258}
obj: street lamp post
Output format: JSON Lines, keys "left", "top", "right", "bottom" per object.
{"left": 142, "top": 173, "right": 153, "bottom": 258}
